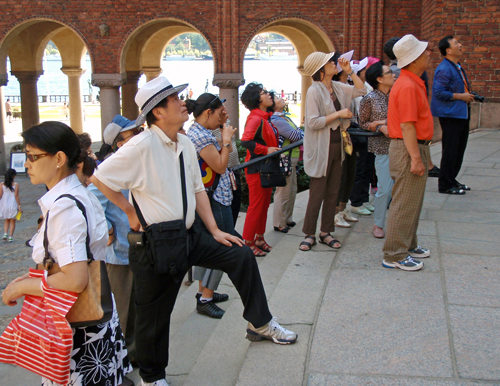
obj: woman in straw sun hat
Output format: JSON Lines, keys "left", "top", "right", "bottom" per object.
{"left": 298, "top": 51, "right": 366, "bottom": 251}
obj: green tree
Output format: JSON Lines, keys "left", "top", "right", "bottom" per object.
{"left": 175, "top": 42, "right": 185, "bottom": 52}
{"left": 194, "top": 49, "right": 200, "bottom": 57}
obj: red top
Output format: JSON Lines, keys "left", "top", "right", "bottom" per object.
{"left": 241, "top": 108, "right": 279, "bottom": 166}
{"left": 387, "top": 69, "right": 434, "bottom": 141}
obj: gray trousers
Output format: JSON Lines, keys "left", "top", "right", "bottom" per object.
{"left": 373, "top": 154, "right": 394, "bottom": 229}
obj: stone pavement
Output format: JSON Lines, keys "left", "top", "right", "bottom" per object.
{"left": 0, "top": 129, "right": 499, "bottom": 385}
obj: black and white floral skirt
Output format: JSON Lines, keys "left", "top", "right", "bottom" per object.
{"left": 41, "top": 299, "right": 132, "bottom": 386}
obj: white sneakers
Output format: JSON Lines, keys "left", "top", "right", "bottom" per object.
{"left": 334, "top": 212, "right": 351, "bottom": 228}
{"left": 246, "top": 317, "right": 298, "bottom": 344}
{"left": 351, "top": 205, "right": 371, "bottom": 215}
{"left": 141, "top": 379, "right": 169, "bottom": 386}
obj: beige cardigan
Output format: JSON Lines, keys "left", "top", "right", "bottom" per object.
{"left": 303, "top": 81, "right": 367, "bottom": 178}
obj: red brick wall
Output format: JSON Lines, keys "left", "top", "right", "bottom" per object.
{"left": 0, "top": 0, "right": 498, "bottom": 103}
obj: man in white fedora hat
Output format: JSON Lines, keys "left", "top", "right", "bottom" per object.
{"left": 90, "top": 76, "right": 297, "bottom": 386}
{"left": 381, "top": 34, "right": 433, "bottom": 272}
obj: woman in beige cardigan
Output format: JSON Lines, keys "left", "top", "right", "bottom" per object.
{"left": 299, "top": 51, "right": 366, "bottom": 251}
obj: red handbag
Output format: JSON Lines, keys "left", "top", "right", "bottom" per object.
{"left": 0, "top": 269, "right": 77, "bottom": 384}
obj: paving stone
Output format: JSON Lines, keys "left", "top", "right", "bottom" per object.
{"left": 450, "top": 175, "right": 500, "bottom": 191}
{"left": 460, "top": 161, "right": 495, "bottom": 169}
{"left": 449, "top": 305, "right": 500, "bottom": 381}
{"left": 268, "top": 252, "right": 335, "bottom": 324}
{"left": 237, "top": 324, "right": 310, "bottom": 386}
{"left": 309, "top": 269, "right": 452, "bottom": 378}
{"left": 427, "top": 210, "right": 500, "bottom": 225}
{"left": 308, "top": 374, "right": 488, "bottom": 385}
{"left": 422, "top": 192, "right": 448, "bottom": 209}
{"left": 462, "top": 167, "right": 500, "bottom": 177}
{"left": 442, "top": 254, "right": 500, "bottom": 308}
{"left": 438, "top": 222, "right": 500, "bottom": 256}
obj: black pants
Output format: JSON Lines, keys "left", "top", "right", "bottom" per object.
{"left": 231, "top": 169, "right": 242, "bottom": 226}
{"left": 129, "top": 218, "right": 272, "bottom": 383}
{"left": 438, "top": 116, "right": 470, "bottom": 191}
{"left": 337, "top": 151, "right": 357, "bottom": 204}
{"left": 350, "top": 139, "right": 375, "bottom": 207}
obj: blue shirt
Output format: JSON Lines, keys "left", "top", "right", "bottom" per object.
{"left": 87, "top": 184, "right": 130, "bottom": 265}
{"left": 187, "top": 122, "right": 233, "bottom": 206}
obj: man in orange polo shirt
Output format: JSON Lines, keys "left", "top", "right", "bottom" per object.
{"left": 382, "top": 34, "right": 433, "bottom": 271}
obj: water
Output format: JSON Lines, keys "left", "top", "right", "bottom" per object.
{"left": 4, "top": 57, "right": 303, "bottom": 98}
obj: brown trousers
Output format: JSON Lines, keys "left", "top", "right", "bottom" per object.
{"left": 382, "top": 139, "right": 430, "bottom": 263}
{"left": 106, "top": 263, "right": 135, "bottom": 337}
{"left": 303, "top": 131, "right": 342, "bottom": 235}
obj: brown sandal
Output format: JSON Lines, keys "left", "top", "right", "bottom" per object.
{"left": 254, "top": 236, "right": 272, "bottom": 252}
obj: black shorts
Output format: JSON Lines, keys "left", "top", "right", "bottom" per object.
{"left": 6, "top": 112, "right": 11, "bottom": 116}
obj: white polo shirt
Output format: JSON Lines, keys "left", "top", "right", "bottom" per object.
{"left": 93, "top": 124, "right": 205, "bottom": 228}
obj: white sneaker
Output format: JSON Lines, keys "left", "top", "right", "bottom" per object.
{"left": 341, "top": 208, "right": 358, "bottom": 222}
{"left": 246, "top": 317, "right": 298, "bottom": 344}
{"left": 363, "top": 203, "right": 375, "bottom": 212}
{"left": 351, "top": 205, "right": 371, "bottom": 215}
{"left": 141, "top": 379, "right": 169, "bottom": 386}
{"left": 334, "top": 213, "right": 351, "bottom": 228}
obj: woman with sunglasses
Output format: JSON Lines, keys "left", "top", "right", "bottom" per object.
{"left": 359, "top": 62, "right": 396, "bottom": 239}
{"left": 186, "top": 93, "right": 238, "bottom": 319}
{"left": 240, "top": 82, "right": 279, "bottom": 257}
{"left": 2, "top": 121, "right": 131, "bottom": 386}
{"left": 299, "top": 52, "right": 366, "bottom": 251}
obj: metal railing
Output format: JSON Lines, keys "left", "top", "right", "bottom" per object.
{"left": 5, "top": 95, "right": 94, "bottom": 103}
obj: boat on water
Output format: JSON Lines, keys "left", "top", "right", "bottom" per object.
{"left": 163, "top": 55, "right": 196, "bottom": 61}
{"left": 260, "top": 54, "right": 298, "bottom": 61}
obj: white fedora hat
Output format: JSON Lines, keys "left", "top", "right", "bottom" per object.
{"left": 135, "top": 76, "right": 188, "bottom": 126}
{"left": 394, "top": 34, "right": 428, "bottom": 69}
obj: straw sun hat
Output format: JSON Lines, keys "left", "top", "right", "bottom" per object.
{"left": 302, "top": 51, "right": 335, "bottom": 77}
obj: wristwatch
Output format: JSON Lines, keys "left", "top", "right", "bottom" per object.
{"left": 348, "top": 70, "right": 355, "bottom": 76}
{"left": 222, "top": 143, "right": 230, "bottom": 148}
{"left": 375, "top": 125, "right": 382, "bottom": 132}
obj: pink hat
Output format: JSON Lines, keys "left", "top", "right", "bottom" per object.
{"left": 365, "top": 57, "right": 380, "bottom": 69}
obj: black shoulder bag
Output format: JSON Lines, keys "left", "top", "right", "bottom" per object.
{"left": 131, "top": 152, "right": 190, "bottom": 281}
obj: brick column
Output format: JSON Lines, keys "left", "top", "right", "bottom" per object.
{"left": 122, "top": 71, "right": 141, "bottom": 120}
{"left": 61, "top": 67, "right": 85, "bottom": 134}
{"left": 142, "top": 67, "right": 162, "bottom": 83}
{"left": 0, "top": 80, "right": 7, "bottom": 174}
{"left": 92, "top": 74, "right": 125, "bottom": 133}
{"left": 213, "top": 73, "right": 245, "bottom": 137}
{"left": 11, "top": 71, "right": 42, "bottom": 131}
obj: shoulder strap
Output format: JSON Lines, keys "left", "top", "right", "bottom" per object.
{"left": 132, "top": 151, "right": 188, "bottom": 228}
{"left": 43, "top": 194, "right": 93, "bottom": 270}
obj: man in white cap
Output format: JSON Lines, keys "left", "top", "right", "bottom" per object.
{"left": 90, "top": 76, "right": 297, "bottom": 386}
{"left": 89, "top": 115, "right": 143, "bottom": 382}
{"left": 382, "top": 34, "right": 433, "bottom": 271}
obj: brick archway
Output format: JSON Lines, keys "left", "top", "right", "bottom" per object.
{"left": 0, "top": 18, "right": 90, "bottom": 132}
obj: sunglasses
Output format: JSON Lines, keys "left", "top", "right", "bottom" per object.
{"left": 26, "top": 153, "right": 50, "bottom": 162}
{"left": 207, "top": 95, "right": 226, "bottom": 109}
{"left": 382, "top": 69, "right": 393, "bottom": 76}
{"left": 260, "top": 89, "right": 269, "bottom": 95}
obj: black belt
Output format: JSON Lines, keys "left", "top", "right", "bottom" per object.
{"left": 395, "top": 138, "right": 431, "bottom": 146}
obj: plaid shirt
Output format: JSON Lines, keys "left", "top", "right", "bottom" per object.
{"left": 187, "top": 122, "right": 233, "bottom": 206}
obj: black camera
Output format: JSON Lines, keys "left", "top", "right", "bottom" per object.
{"left": 471, "top": 92, "right": 485, "bottom": 103}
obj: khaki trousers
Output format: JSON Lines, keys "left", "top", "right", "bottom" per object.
{"left": 273, "top": 157, "right": 299, "bottom": 228}
{"left": 106, "top": 263, "right": 135, "bottom": 336}
{"left": 382, "top": 139, "right": 430, "bottom": 263}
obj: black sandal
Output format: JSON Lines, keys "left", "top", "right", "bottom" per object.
{"left": 299, "top": 236, "right": 316, "bottom": 251}
{"left": 287, "top": 221, "right": 297, "bottom": 228}
{"left": 274, "top": 226, "right": 290, "bottom": 233}
{"left": 319, "top": 233, "right": 341, "bottom": 250}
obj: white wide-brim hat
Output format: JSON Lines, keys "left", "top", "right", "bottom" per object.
{"left": 337, "top": 50, "right": 354, "bottom": 72}
{"left": 302, "top": 51, "right": 335, "bottom": 77}
{"left": 135, "top": 76, "right": 188, "bottom": 126}
{"left": 394, "top": 34, "right": 428, "bottom": 69}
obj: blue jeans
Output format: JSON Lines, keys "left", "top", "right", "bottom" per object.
{"left": 193, "top": 199, "right": 234, "bottom": 290}
{"left": 374, "top": 154, "right": 394, "bottom": 229}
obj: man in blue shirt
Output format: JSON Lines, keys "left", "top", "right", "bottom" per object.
{"left": 431, "top": 35, "right": 474, "bottom": 195}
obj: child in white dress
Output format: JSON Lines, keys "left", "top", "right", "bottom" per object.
{"left": 0, "top": 169, "right": 21, "bottom": 242}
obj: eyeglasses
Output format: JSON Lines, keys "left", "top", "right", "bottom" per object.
{"left": 260, "top": 89, "right": 269, "bottom": 95}
{"left": 26, "top": 153, "right": 50, "bottom": 162}
{"left": 382, "top": 69, "right": 393, "bottom": 76}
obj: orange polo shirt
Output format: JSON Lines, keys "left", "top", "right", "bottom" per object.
{"left": 387, "top": 69, "right": 434, "bottom": 141}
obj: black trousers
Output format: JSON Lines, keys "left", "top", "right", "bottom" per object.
{"left": 337, "top": 151, "right": 357, "bottom": 204}
{"left": 350, "top": 139, "right": 375, "bottom": 207}
{"left": 438, "top": 116, "right": 470, "bottom": 191}
{"left": 231, "top": 169, "right": 242, "bottom": 226}
{"left": 129, "top": 218, "right": 272, "bottom": 383}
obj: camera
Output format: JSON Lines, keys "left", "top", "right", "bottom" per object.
{"left": 471, "top": 92, "right": 485, "bottom": 103}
